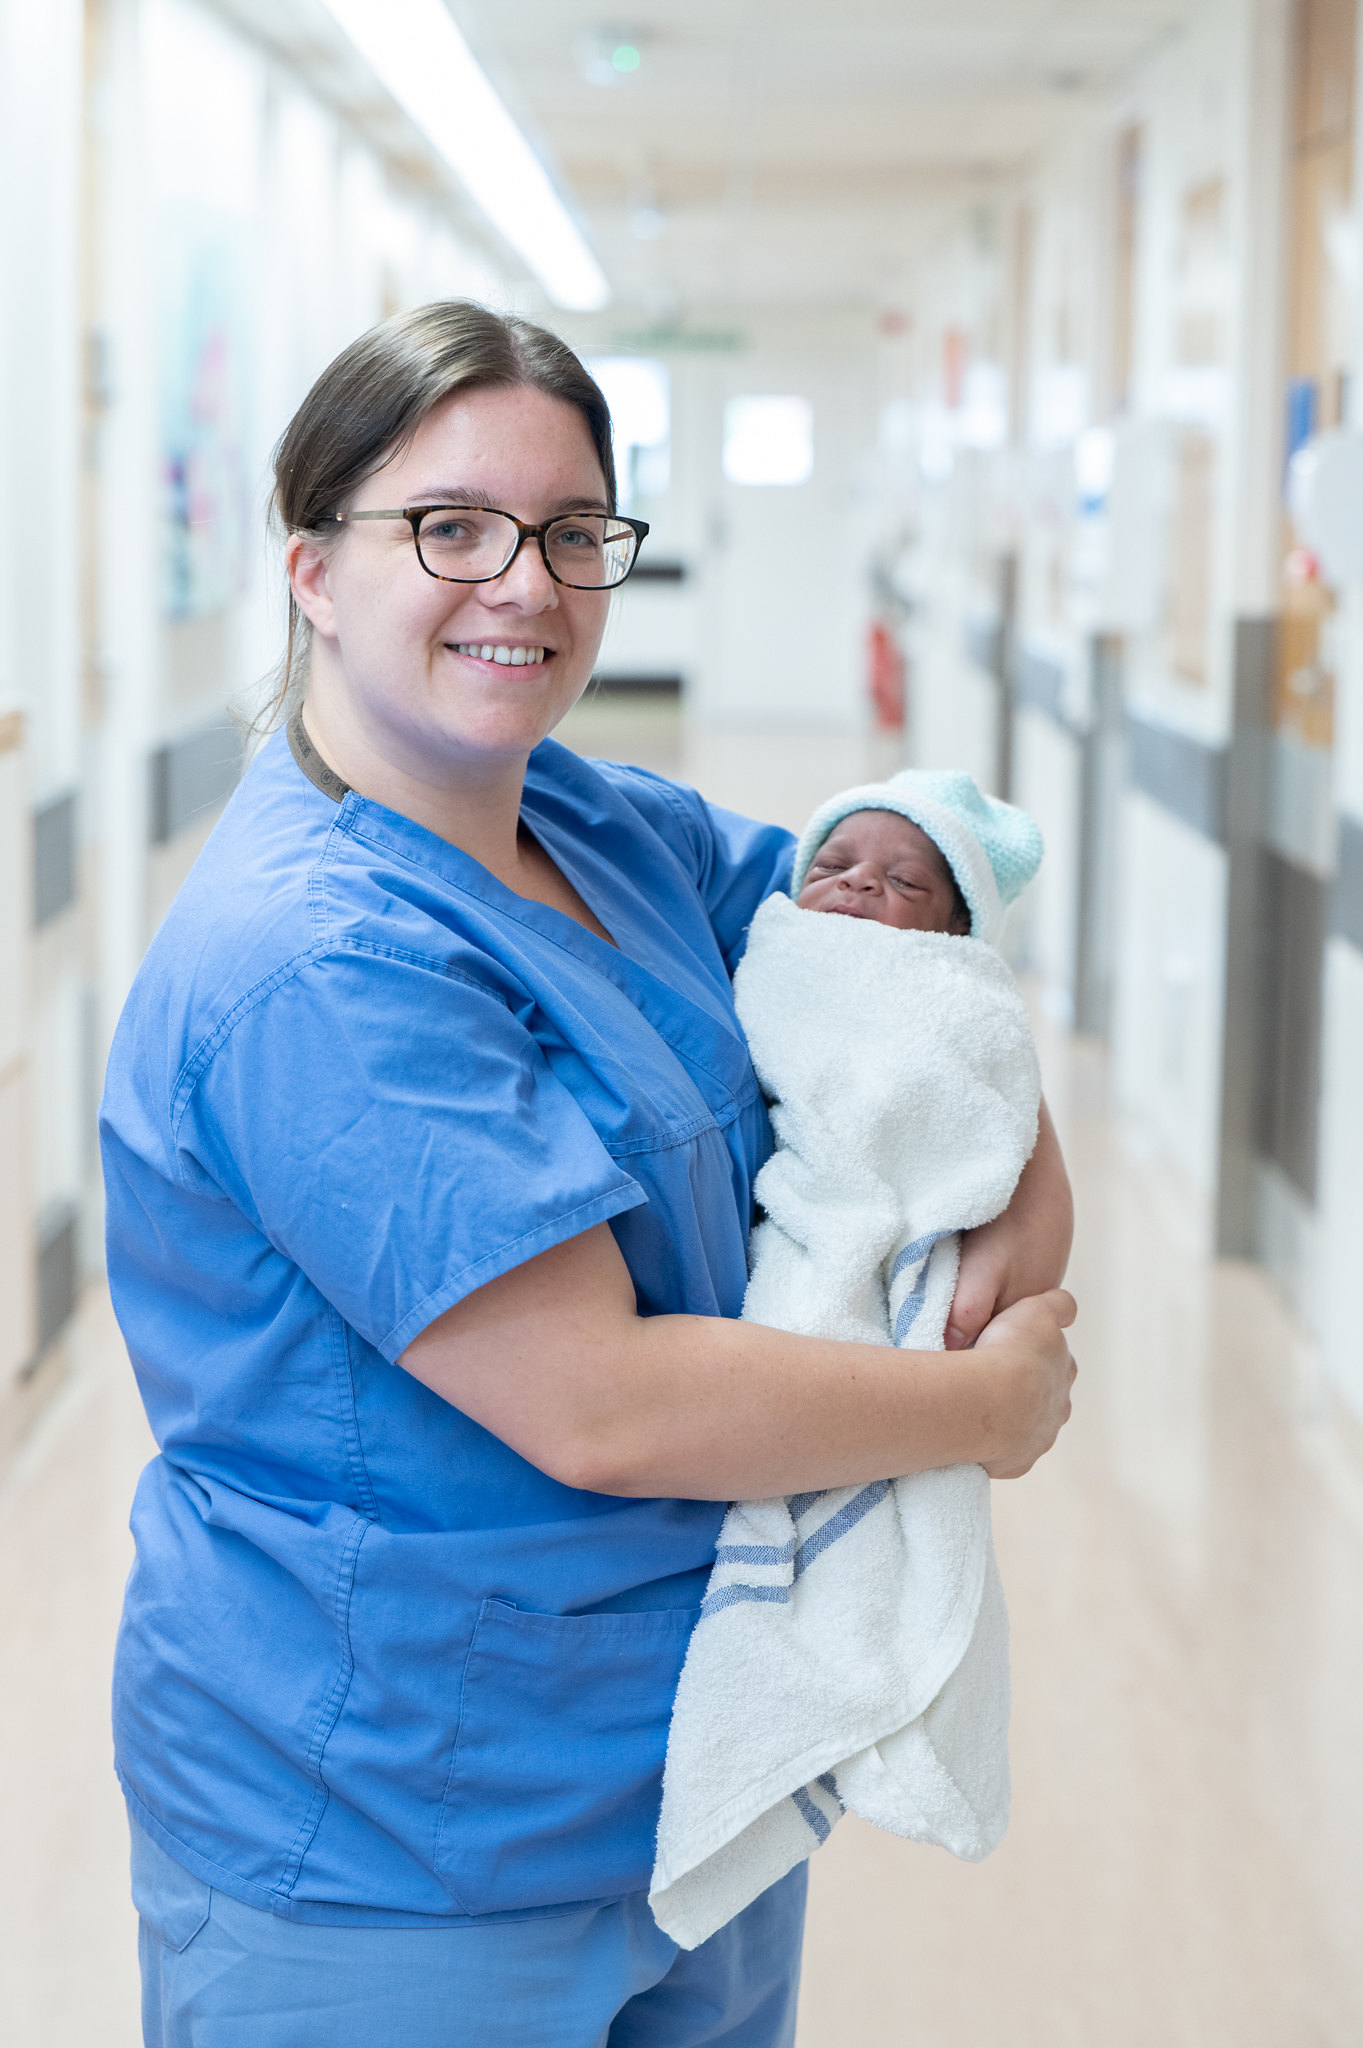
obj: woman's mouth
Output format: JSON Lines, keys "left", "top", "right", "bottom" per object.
{"left": 449, "top": 643, "right": 548, "bottom": 667}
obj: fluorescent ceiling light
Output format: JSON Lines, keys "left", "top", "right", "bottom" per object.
{"left": 322, "top": 0, "right": 610, "bottom": 311}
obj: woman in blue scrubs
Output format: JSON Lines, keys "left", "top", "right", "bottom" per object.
{"left": 101, "top": 302, "right": 1076, "bottom": 2047}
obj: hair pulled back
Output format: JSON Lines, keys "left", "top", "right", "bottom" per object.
{"left": 264, "top": 299, "right": 616, "bottom": 728}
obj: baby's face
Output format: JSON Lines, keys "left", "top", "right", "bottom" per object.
{"left": 796, "top": 810, "right": 970, "bottom": 934}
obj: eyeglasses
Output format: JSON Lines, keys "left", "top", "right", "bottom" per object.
{"left": 319, "top": 504, "right": 650, "bottom": 590}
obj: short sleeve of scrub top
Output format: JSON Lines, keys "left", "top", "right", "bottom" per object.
{"left": 179, "top": 936, "right": 647, "bottom": 1363}
{"left": 100, "top": 726, "right": 794, "bottom": 1928}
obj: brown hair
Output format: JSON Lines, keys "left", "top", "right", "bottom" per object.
{"left": 261, "top": 300, "right": 617, "bottom": 730}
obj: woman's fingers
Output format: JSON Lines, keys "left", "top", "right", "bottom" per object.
{"left": 1042, "top": 1286, "right": 1078, "bottom": 1329}
{"left": 975, "top": 1288, "right": 1078, "bottom": 1478}
{"left": 973, "top": 1285, "right": 1076, "bottom": 1346}
{"left": 946, "top": 1231, "right": 1008, "bottom": 1348}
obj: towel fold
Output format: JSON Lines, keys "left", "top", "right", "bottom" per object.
{"left": 650, "top": 892, "right": 1040, "bottom": 1949}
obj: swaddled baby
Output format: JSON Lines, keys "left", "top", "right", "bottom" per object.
{"left": 650, "top": 771, "right": 1044, "bottom": 1951}
{"left": 738, "top": 769, "right": 1043, "bottom": 1354}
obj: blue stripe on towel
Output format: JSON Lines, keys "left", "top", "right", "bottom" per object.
{"left": 790, "top": 1784, "right": 832, "bottom": 1845}
{"left": 888, "top": 1231, "right": 945, "bottom": 1284}
{"left": 816, "top": 1773, "right": 845, "bottom": 1810}
{"left": 704, "top": 1482, "right": 891, "bottom": 1614}
{"left": 787, "top": 1491, "right": 824, "bottom": 1521}
{"left": 891, "top": 1229, "right": 952, "bottom": 1345}
{"left": 792, "top": 1480, "right": 889, "bottom": 1578}
{"left": 699, "top": 1581, "right": 792, "bottom": 1619}
{"left": 713, "top": 1537, "right": 798, "bottom": 1566}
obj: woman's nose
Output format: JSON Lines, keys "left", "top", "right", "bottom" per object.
{"left": 487, "top": 538, "right": 560, "bottom": 611}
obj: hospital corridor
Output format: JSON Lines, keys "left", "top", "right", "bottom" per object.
{"left": 5, "top": 2, "right": 1363, "bottom": 2043}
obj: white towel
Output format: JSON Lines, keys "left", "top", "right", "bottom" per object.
{"left": 650, "top": 891, "right": 1041, "bottom": 1949}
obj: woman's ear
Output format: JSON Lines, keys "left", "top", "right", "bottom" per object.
{"left": 285, "top": 532, "right": 338, "bottom": 639}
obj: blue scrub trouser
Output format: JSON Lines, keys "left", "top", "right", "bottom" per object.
{"left": 131, "top": 1818, "right": 806, "bottom": 2048}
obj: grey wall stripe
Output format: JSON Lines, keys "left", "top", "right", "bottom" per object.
{"left": 33, "top": 790, "right": 78, "bottom": 926}
{"left": 964, "top": 615, "right": 1002, "bottom": 680}
{"left": 1125, "top": 714, "right": 1227, "bottom": 845}
{"left": 1012, "top": 644, "right": 1069, "bottom": 728}
{"left": 30, "top": 1200, "right": 79, "bottom": 1367}
{"left": 1331, "top": 813, "right": 1363, "bottom": 953}
{"left": 150, "top": 722, "right": 243, "bottom": 845}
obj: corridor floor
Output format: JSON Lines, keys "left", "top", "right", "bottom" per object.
{"left": 3, "top": 711, "right": 1361, "bottom": 2046}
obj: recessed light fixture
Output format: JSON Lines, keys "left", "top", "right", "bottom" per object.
{"left": 321, "top": 0, "right": 610, "bottom": 311}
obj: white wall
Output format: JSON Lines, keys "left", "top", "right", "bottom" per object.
{"left": 0, "top": 0, "right": 84, "bottom": 1413}
{"left": 1111, "top": 792, "right": 1228, "bottom": 1202}
{"left": 0, "top": 0, "right": 83, "bottom": 799}
{"left": 0, "top": 0, "right": 522, "bottom": 1444}
{"left": 1013, "top": 708, "right": 1082, "bottom": 1018}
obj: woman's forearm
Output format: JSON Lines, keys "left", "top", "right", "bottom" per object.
{"left": 580, "top": 1292, "right": 1074, "bottom": 1498}
{"left": 400, "top": 1222, "right": 1075, "bottom": 1500}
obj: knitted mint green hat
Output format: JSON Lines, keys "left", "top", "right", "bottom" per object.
{"left": 790, "top": 769, "right": 1043, "bottom": 948}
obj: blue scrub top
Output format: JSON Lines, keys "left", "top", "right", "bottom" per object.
{"left": 101, "top": 727, "right": 793, "bottom": 1927}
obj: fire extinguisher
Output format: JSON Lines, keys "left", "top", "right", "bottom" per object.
{"left": 868, "top": 619, "right": 905, "bottom": 731}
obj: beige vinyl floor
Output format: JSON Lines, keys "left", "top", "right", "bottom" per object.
{"left": 3, "top": 710, "right": 1362, "bottom": 2045}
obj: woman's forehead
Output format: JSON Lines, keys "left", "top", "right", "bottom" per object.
{"left": 375, "top": 384, "right": 606, "bottom": 502}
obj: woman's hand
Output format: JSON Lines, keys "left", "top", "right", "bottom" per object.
{"left": 972, "top": 1288, "right": 1077, "bottom": 1477}
{"left": 946, "top": 1097, "right": 1074, "bottom": 1351}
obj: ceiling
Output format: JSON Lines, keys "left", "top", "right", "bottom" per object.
{"left": 213, "top": 0, "right": 1195, "bottom": 321}
{"left": 457, "top": 0, "right": 1193, "bottom": 316}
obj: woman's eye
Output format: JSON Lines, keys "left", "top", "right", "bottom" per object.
{"left": 423, "top": 518, "right": 470, "bottom": 541}
{"left": 555, "top": 525, "right": 600, "bottom": 550}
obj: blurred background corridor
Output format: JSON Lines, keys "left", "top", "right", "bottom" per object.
{"left": 4, "top": 0, "right": 1363, "bottom": 2040}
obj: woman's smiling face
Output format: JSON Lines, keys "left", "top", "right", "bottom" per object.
{"left": 796, "top": 809, "right": 971, "bottom": 934}
{"left": 289, "top": 382, "right": 612, "bottom": 778}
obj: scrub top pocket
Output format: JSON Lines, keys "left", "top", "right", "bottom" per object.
{"left": 435, "top": 1597, "right": 697, "bottom": 1915}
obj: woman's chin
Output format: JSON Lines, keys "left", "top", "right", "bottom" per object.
{"left": 414, "top": 683, "right": 578, "bottom": 758}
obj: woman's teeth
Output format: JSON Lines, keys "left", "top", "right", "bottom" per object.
{"left": 452, "top": 643, "right": 547, "bottom": 666}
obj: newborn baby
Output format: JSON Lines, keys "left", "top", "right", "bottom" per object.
{"left": 652, "top": 770, "right": 1045, "bottom": 1950}
{"left": 738, "top": 769, "right": 1044, "bottom": 1351}
{"left": 795, "top": 806, "right": 972, "bottom": 935}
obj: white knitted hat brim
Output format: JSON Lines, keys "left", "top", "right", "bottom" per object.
{"left": 791, "top": 783, "right": 1006, "bottom": 948}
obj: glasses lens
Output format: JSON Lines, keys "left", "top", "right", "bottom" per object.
{"left": 414, "top": 507, "right": 518, "bottom": 580}
{"left": 545, "top": 515, "right": 638, "bottom": 588}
